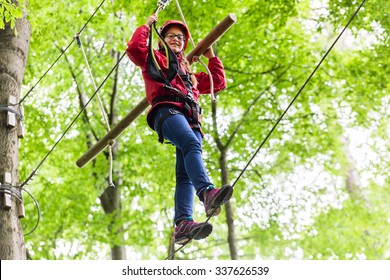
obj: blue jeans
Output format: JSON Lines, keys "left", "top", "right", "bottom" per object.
{"left": 153, "top": 106, "right": 212, "bottom": 225}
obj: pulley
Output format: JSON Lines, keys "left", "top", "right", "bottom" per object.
{"left": 155, "top": 0, "right": 172, "bottom": 14}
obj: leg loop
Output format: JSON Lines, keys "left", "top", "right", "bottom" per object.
{"left": 156, "top": 108, "right": 182, "bottom": 143}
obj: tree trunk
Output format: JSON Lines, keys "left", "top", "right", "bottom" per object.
{"left": 0, "top": 5, "right": 30, "bottom": 259}
{"left": 343, "top": 137, "right": 368, "bottom": 204}
{"left": 71, "top": 47, "right": 125, "bottom": 259}
{"left": 99, "top": 51, "right": 126, "bottom": 260}
{"left": 219, "top": 149, "right": 238, "bottom": 259}
{"left": 100, "top": 177, "right": 126, "bottom": 260}
{"left": 211, "top": 95, "right": 238, "bottom": 260}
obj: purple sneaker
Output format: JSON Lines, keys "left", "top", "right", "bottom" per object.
{"left": 174, "top": 220, "right": 213, "bottom": 244}
{"left": 203, "top": 184, "right": 233, "bottom": 217}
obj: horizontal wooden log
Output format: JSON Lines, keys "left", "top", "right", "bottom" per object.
{"left": 76, "top": 14, "right": 237, "bottom": 168}
{"left": 76, "top": 98, "right": 149, "bottom": 167}
{"left": 186, "top": 13, "right": 237, "bottom": 64}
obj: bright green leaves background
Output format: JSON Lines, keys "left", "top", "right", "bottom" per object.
{"left": 0, "top": 0, "right": 25, "bottom": 31}
{"left": 7, "top": 0, "right": 389, "bottom": 259}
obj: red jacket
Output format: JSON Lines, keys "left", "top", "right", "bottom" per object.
{"left": 126, "top": 24, "right": 226, "bottom": 129}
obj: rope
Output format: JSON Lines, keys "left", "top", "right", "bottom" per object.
{"left": 164, "top": 0, "right": 367, "bottom": 260}
{"left": 22, "top": 187, "right": 41, "bottom": 236}
{"left": 108, "top": 142, "right": 116, "bottom": 188}
{"left": 174, "top": 0, "right": 216, "bottom": 102}
{"left": 74, "top": 34, "right": 116, "bottom": 188}
{"left": 19, "top": 0, "right": 108, "bottom": 105}
{"left": 75, "top": 35, "right": 111, "bottom": 132}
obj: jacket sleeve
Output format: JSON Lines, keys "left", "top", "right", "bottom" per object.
{"left": 195, "top": 56, "right": 227, "bottom": 95}
{"left": 126, "top": 25, "right": 150, "bottom": 69}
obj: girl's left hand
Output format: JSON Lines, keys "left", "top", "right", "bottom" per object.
{"left": 203, "top": 48, "right": 215, "bottom": 59}
{"left": 146, "top": 13, "right": 158, "bottom": 26}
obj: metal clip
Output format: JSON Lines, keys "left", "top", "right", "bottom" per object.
{"left": 156, "top": 0, "right": 172, "bottom": 13}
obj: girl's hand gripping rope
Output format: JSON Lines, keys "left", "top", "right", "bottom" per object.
{"left": 146, "top": 13, "right": 158, "bottom": 26}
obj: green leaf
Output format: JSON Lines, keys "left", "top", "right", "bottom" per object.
{"left": 11, "top": 0, "right": 390, "bottom": 260}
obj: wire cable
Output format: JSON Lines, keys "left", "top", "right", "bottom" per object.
{"left": 0, "top": 184, "right": 40, "bottom": 236}
{"left": 19, "top": 0, "right": 108, "bottom": 105}
{"left": 75, "top": 34, "right": 116, "bottom": 188}
{"left": 20, "top": 52, "right": 127, "bottom": 188}
{"left": 231, "top": 0, "right": 366, "bottom": 188}
{"left": 0, "top": 184, "right": 23, "bottom": 203}
{"left": 22, "top": 187, "right": 41, "bottom": 236}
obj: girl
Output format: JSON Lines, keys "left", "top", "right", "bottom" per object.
{"left": 127, "top": 14, "right": 233, "bottom": 244}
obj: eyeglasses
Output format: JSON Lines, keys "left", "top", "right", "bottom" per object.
{"left": 165, "top": 33, "right": 185, "bottom": 41}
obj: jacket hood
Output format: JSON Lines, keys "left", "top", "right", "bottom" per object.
{"left": 159, "top": 20, "right": 190, "bottom": 51}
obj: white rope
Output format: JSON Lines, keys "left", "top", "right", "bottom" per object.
{"left": 76, "top": 34, "right": 115, "bottom": 188}
{"left": 108, "top": 143, "right": 115, "bottom": 187}
{"left": 174, "top": 0, "right": 216, "bottom": 102}
{"left": 76, "top": 35, "right": 111, "bottom": 131}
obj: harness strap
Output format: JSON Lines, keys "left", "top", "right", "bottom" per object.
{"left": 152, "top": 94, "right": 185, "bottom": 106}
{"left": 152, "top": 94, "right": 202, "bottom": 116}
{"left": 190, "top": 102, "right": 199, "bottom": 123}
{"left": 147, "top": 22, "right": 179, "bottom": 85}
{"left": 178, "top": 68, "right": 193, "bottom": 94}
{"left": 156, "top": 108, "right": 182, "bottom": 143}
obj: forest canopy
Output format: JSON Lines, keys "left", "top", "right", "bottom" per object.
{"left": 3, "top": 0, "right": 388, "bottom": 260}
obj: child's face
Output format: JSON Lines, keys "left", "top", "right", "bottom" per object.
{"left": 164, "top": 26, "right": 185, "bottom": 54}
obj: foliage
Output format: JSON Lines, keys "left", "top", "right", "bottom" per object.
{"left": 0, "top": 0, "right": 26, "bottom": 32}
{"left": 16, "top": 0, "right": 390, "bottom": 260}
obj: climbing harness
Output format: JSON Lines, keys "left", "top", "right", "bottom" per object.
{"left": 146, "top": 0, "right": 215, "bottom": 144}
{"left": 76, "top": 3, "right": 236, "bottom": 166}
{"left": 155, "top": 108, "right": 182, "bottom": 143}
{"left": 147, "top": 19, "right": 204, "bottom": 143}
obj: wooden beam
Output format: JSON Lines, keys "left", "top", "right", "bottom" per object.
{"left": 76, "top": 97, "right": 149, "bottom": 167}
{"left": 187, "top": 13, "right": 237, "bottom": 64}
{"left": 76, "top": 14, "right": 237, "bottom": 168}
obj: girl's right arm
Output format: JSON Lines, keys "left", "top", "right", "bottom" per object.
{"left": 126, "top": 25, "right": 150, "bottom": 69}
{"left": 126, "top": 14, "right": 158, "bottom": 69}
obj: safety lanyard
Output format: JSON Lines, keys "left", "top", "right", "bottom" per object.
{"left": 147, "top": 22, "right": 179, "bottom": 85}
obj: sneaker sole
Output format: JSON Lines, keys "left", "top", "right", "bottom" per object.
{"left": 175, "top": 223, "right": 213, "bottom": 244}
{"left": 192, "top": 222, "right": 213, "bottom": 240}
{"left": 206, "top": 206, "right": 222, "bottom": 217}
{"left": 175, "top": 236, "right": 191, "bottom": 245}
{"left": 206, "top": 185, "right": 233, "bottom": 217}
